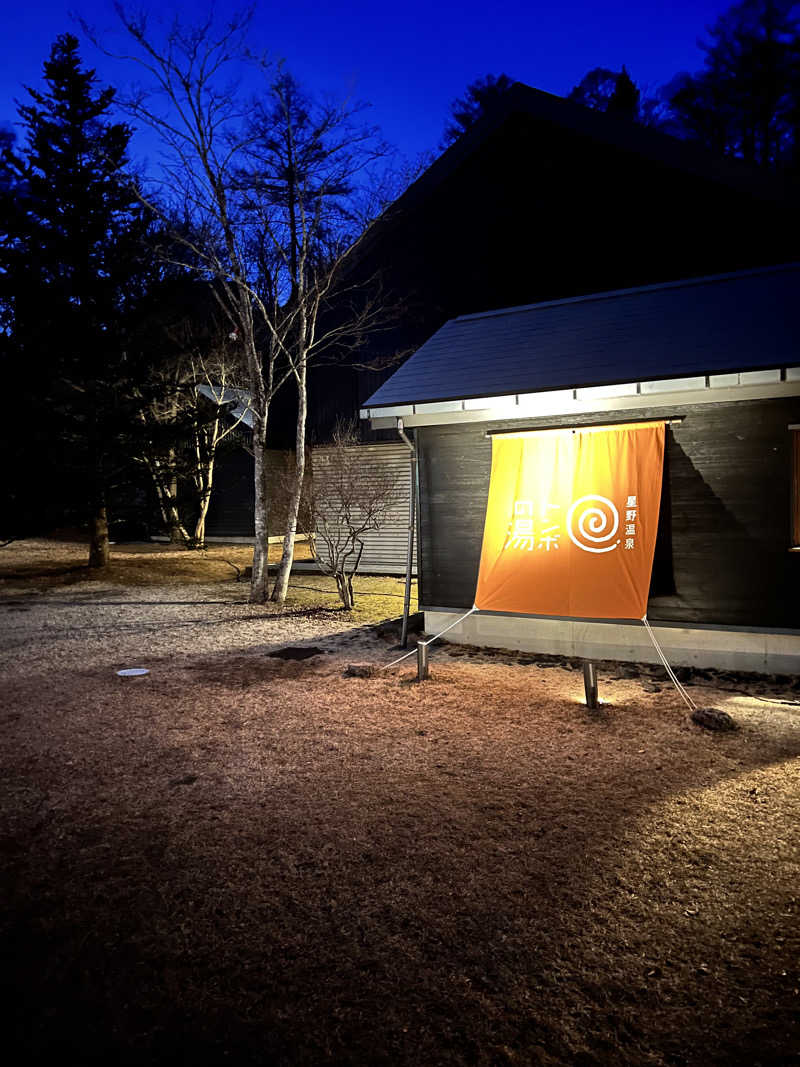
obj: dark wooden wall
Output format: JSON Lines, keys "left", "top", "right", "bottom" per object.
{"left": 204, "top": 448, "right": 255, "bottom": 538}
{"left": 417, "top": 397, "right": 800, "bottom": 628}
{"left": 204, "top": 448, "right": 296, "bottom": 539}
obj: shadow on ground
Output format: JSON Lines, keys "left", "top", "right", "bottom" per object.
{"left": 1, "top": 640, "right": 798, "bottom": 1066}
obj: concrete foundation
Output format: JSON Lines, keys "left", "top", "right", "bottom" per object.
{"left": 423, "top": 609, "right": 800, "bottom": 675}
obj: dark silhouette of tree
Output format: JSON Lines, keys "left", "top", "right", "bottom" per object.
{"left": 566, "top": 66, "right": 668, "bottom": 126}
{"left": 442, "top": 74, "right": 515, "bottom": 145}
{"left": 0, "top": 34, "right": 147, "bottom": 563}
{"left": 607, "top": 67, "right": 641, "bottom": 120}
{"left": 668, "top": 0, "right": 800, "bottom": 168}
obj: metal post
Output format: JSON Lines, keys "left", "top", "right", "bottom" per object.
{"left": 400, "top": 450, "right": 417, "bottom": 648}
{"left": 417, "top": 639, "right": 429, "bottom": 681}
{"left": 583, "top": 660, "right": 599, "bottom": 708}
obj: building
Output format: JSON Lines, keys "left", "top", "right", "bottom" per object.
{"left": 361, "top": 263, "right": 800, "bottom": 673}
{"left": 313, "top": 81, "right": 798, "bottom": 442}
{"left": 207, "top": 82, "right": 799, "bottom": 571}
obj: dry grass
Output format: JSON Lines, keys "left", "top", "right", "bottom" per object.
{"left": 0, "top": 537, "right": 416, "bottom": 624}
{"left": 0, "top": 537, "right": 311, "bottom": 587}
{"left": 1, "top": 541, "right": 798, "bottom": 1066}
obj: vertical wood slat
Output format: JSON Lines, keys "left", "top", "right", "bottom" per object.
{"left": 793, "top": 429, "right": 800, "bottom": 547}
{"left": 310, "top": 443, "right": 416, "bottom": 575}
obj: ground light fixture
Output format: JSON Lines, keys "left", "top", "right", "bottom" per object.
{"left": 583, "top": 660, "right": 599, "bottom": 708}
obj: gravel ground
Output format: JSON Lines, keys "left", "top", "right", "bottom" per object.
{"left": 0, "top": 580, "right": 370, "bottom": 681}
{"left": 0, "top": 539, "right": 400, "bottom": 681}
{"left": 2, "top": 542, "right": 799, "bottom": 1066}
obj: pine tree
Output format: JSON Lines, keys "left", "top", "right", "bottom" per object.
{"left": 442, "top": 74, "right": 516, "bottom": 146}
{"left": 2, "top": 34, "right": 146, "bottom": 562}
{"left": 567, "top": 67, "right": 644, "bottom": 124}
{"left": 669, "top": 0, "right": 800, "bottom": 168}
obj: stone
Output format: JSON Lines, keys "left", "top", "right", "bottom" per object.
{"left": 343, "top": 663, "right": 376, "bottom": 678}
{"left": 170, "top": 774, "right": 198, "bottom": 787}
{"left": 691, "top": 706, "right": 738, "bottom": 732}
{"left": 610, "top": 666, "right": 638, "bottom": 680}
{"left": 375, "top": 624, "right": 400, "bottom": 642}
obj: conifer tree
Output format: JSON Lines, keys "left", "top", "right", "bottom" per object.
{"left": 2, "top": 34, "right": 145, "bottom": 563}
{"left": 442, "top": 74, "right": 515, "bottom": 146}
{"left": 568, "top": 67, "right": 643, "bottom": 123}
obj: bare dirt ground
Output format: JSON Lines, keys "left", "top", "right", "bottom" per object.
{"left": 1, "top": 540, "right": 799, "bottom": 1066}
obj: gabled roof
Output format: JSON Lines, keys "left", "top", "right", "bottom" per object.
{"left": 362, "top": 263, "right": 800, "bottom": 409}
{"left": 197, "top": 384, "right": 253, "bottom": 428}
{"left": 353, "top": 82, "right": 790, "bottom": 270}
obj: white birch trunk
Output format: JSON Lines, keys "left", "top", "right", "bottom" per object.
{"left": 270, "top": 360, "right": 307, "bottom": 605}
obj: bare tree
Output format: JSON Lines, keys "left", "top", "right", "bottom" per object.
{"left": 189, "top": 353, "right": 252, "bottom": 546}
{"left": 130, "top": 287, "right": 251, "bottom": 547}
{"left": 236, "top": 70, "right": 391, "bottom": 605}
{"left": 134, "top": 354, "right": 190, "bottom": 544}
{"left": 99, "top": 8, "right": 392, "bottom": 602}
{"left": 92, "top": 7, "right": 283, "bottom": 599}
{"left": 309, "top": 422, "right": 398, "bottom": 610}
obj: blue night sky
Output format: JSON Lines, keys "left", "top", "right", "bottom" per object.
{"left": 2, "top": 0, "right": 734, "bottom": 165}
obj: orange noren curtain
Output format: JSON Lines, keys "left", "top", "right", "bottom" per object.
{"left": 474, "top": 422, "right": 666, "bottom": 620}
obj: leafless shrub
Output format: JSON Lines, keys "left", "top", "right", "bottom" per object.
{"left": 309, "top": 422, "right": 398, "bottom": 609}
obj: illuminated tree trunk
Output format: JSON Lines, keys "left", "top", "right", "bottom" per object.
{"left": 271, "top": 361, "right": 307, "bottom": 605}
{"left": 250, "top": 411, "right": 271, "bottom": 603}
{"left": 88, "top": 498, "right": 109, "bottom": 568}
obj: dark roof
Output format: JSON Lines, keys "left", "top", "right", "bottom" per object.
{"left": 363, "top": 264, "right": 800, "bottom": 408}
{"left": 350, "top": 83, "right": 790, "bottom": 275}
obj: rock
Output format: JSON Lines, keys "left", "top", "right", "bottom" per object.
{"left": 344, "top": 663, "right": 375, "bottom": 678}
{"left": 642, "top": 681, "right": 662, "bottom": 693}
{"left": 691, "top": 706, "right": 738, "bottom": 732}
{"left": 768, "top": 673, "right": 792, "bottom": 688}
{"left": 375, "top": 624, "right": 400, "bottom": 642}
{"left": 611, "top": 666, "right": 638, "bottom": 679}
{"left": 170, "top": 774, "right": 198, "bottom": 787}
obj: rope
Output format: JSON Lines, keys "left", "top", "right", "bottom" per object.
{"left": 641, "top": 615, "right": 697, "bottom": 712}
{"left": 380, "top": 610, "right": 701, "bottom": 714}
{"left": 380, "top": 606, "right": 478, "bottom": 671}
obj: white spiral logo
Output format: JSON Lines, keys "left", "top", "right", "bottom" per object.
{"left": 566, "top": 495, "right": 620, "bottom": 553}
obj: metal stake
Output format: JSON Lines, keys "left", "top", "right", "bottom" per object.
{"left": 417, "top": 639, "right": 429, "bottom": 681}
{"left": 583, "top": 660, "right": 599, "bottom": 708}
{"left": 397, "top": 417, "right": 417, "bottom": 650}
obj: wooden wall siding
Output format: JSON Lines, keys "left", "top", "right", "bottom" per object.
{"left": 418, "top": 398, "right": 800, "bottom": 627}
{"left": 793, "top": 430, "right": 800, "bottom": 547}
{"left": 311, "top": 443, "right": 416, "bottom": 575}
